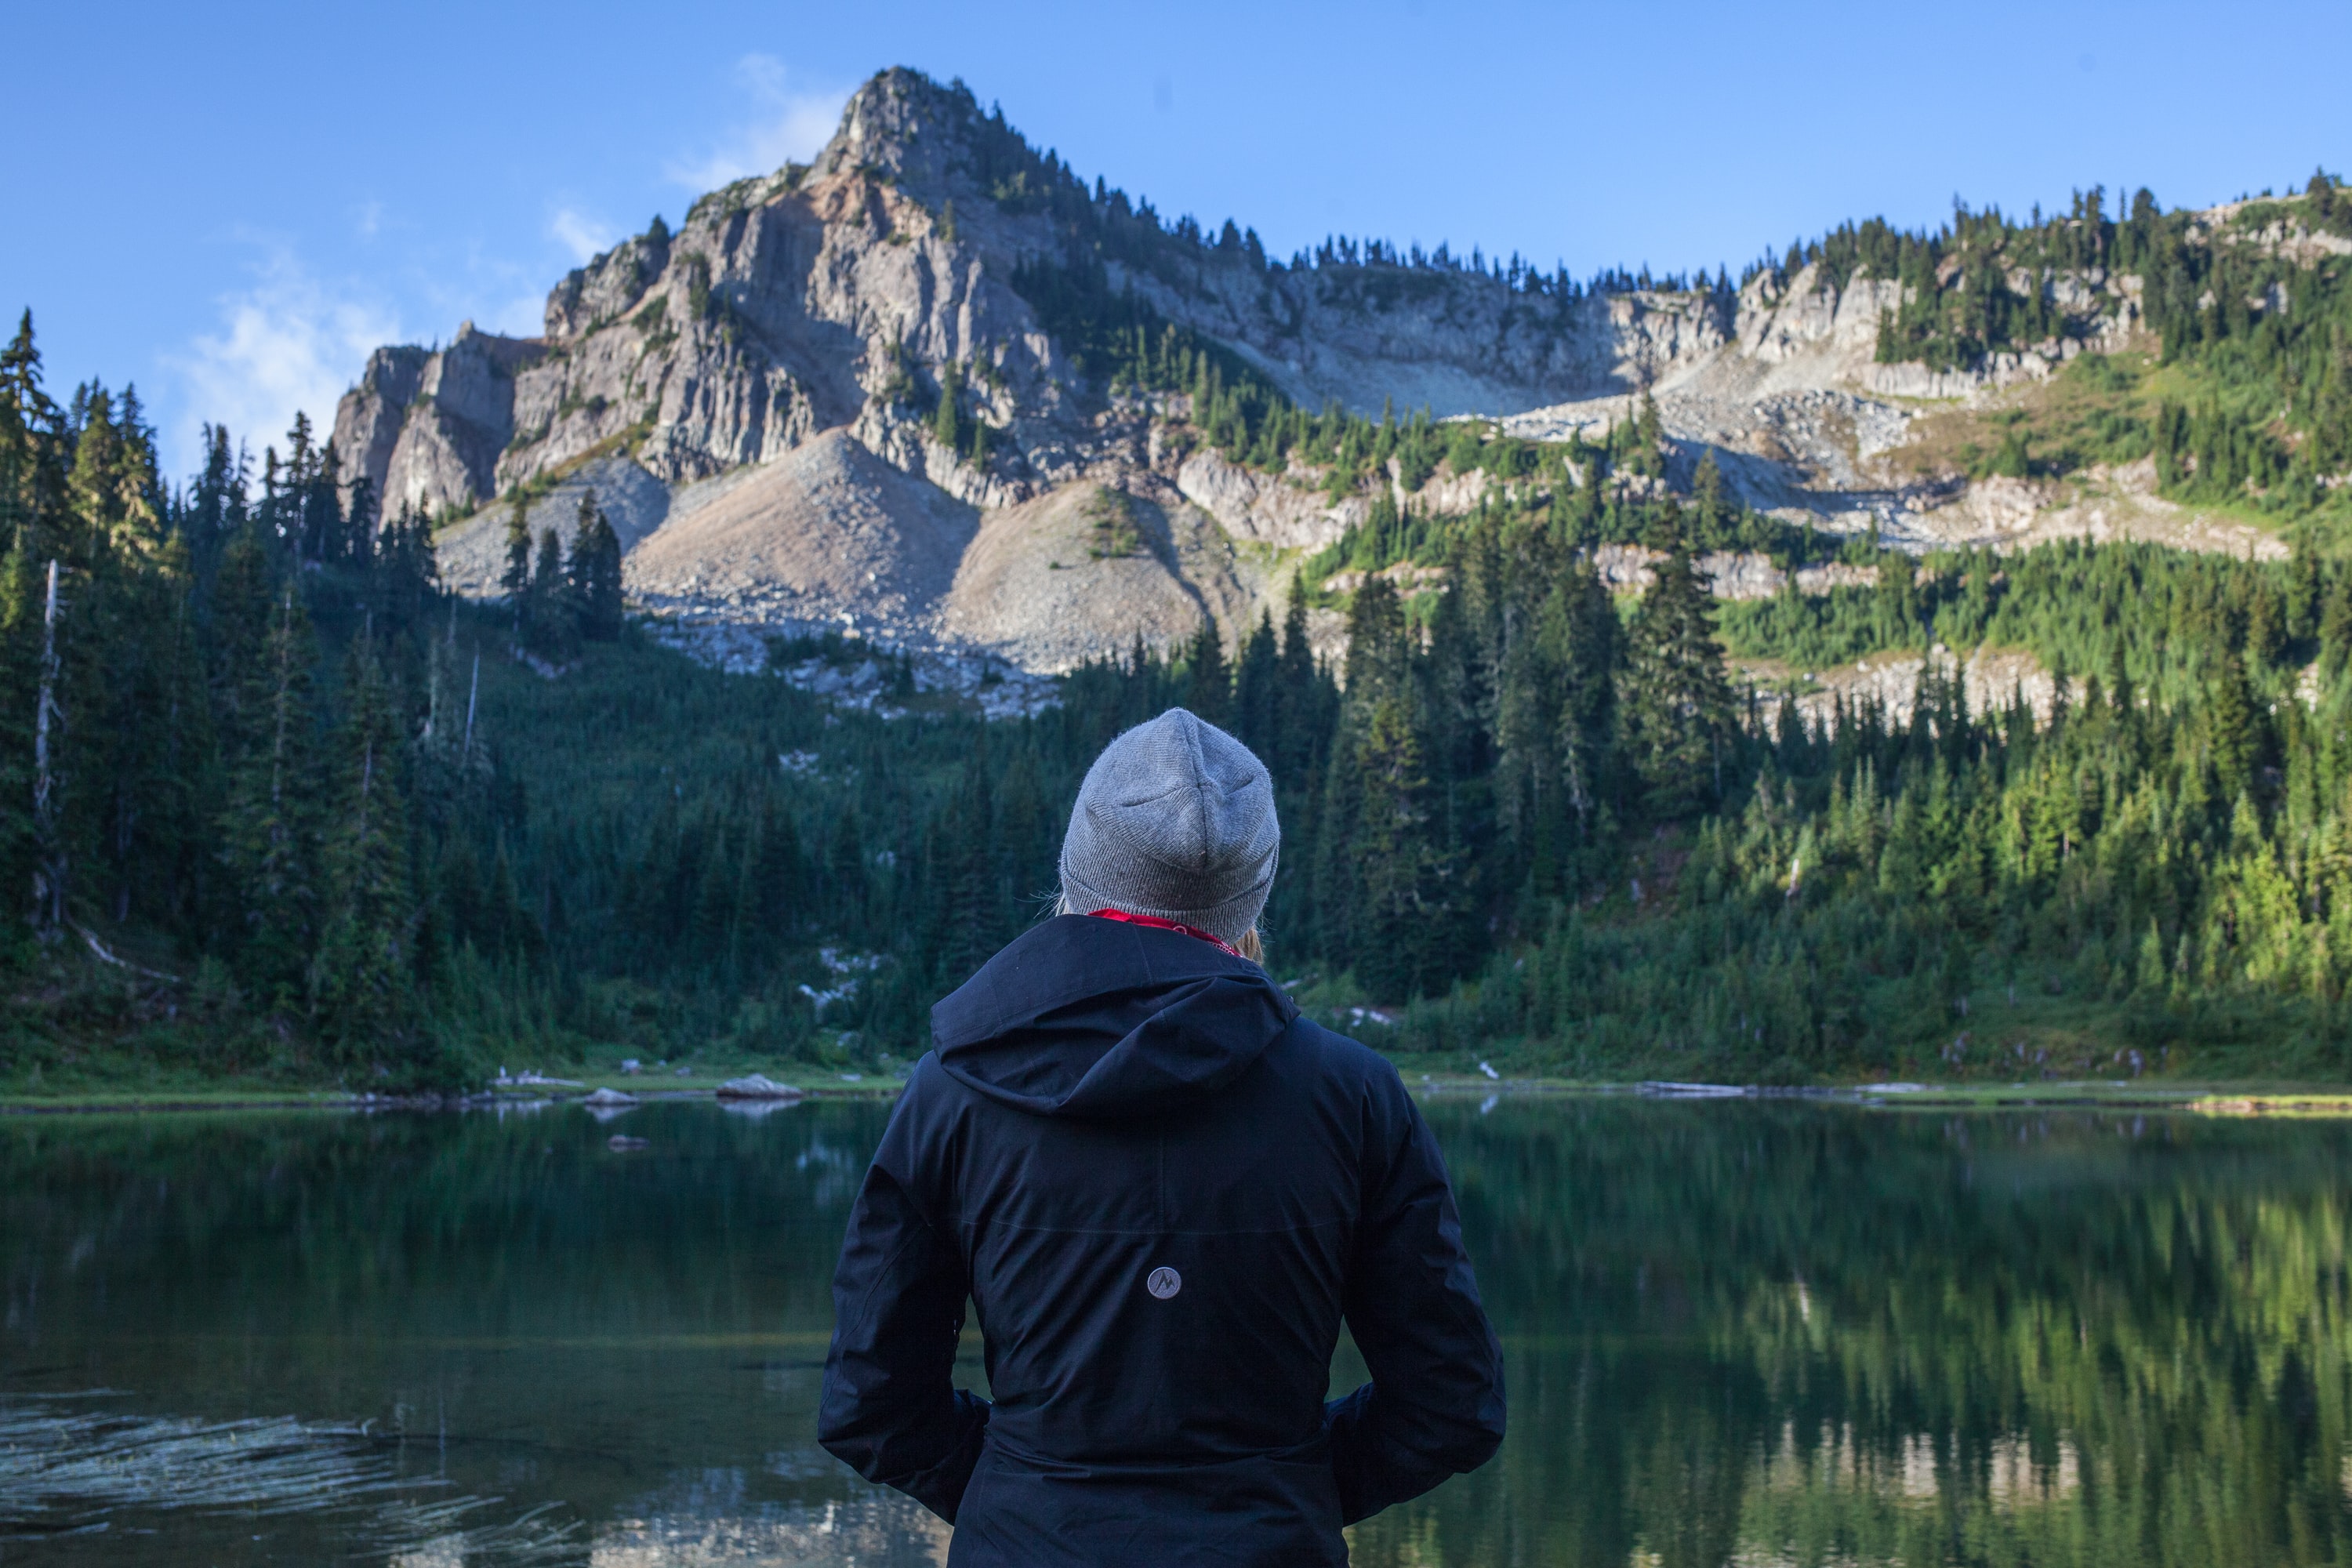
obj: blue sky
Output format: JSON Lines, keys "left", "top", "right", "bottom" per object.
{"left": 6, "top": 0, "right": 2346, "bottom": 481}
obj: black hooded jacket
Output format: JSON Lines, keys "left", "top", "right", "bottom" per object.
{"left": 818, "top": 916, "right": 1506, "bottom": 1566}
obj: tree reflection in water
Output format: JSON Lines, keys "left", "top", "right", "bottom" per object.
{"left": 2, "top": 1098, "right": 2346, "bottom": 1566}
{"left": 1352, "top": 1099, "right": 2352, "bottom": 1568}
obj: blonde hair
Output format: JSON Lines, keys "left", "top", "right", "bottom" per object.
{"left": 1052, "top": 892, "right": 1262, "bottom": 964}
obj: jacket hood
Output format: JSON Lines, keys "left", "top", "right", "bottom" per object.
{"left": 931, "top": 915, "right": 1298, "bottom": 1118}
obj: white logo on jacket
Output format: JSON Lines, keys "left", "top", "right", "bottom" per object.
{"left": 1146, "top": 1266, "right": 1181, "bottom": 1299}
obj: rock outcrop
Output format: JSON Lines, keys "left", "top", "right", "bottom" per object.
{"left": 334, "top": 325, "right": 546, "bottom": 518}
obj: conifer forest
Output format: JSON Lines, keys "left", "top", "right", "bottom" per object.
{"left": 9, "top": 169, "right": 2352, "bottom": 1092}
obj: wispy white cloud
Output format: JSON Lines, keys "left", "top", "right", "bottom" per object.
{"left": 549, "top": 206, "right": 617, "bottom": 263}
{"left": 164, "top": 240, "right": 401, "bottom": 479}
{"left": 665, "top": 54, "right": 848, "bottom": 193}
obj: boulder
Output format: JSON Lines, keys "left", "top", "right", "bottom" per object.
{"left": 716, "top": 1073, "right": 804, "bottom": 1101}
{"left": 583, "top": 1087, "right": 637, "bottom": 1106}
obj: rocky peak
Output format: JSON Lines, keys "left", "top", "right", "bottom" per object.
{"left": 807, "top": 67, "right": 1065, "bottom": 214}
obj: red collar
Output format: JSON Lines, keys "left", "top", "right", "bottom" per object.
{"left": 1086, "top": 908, "right": 1247, "bottom": 960}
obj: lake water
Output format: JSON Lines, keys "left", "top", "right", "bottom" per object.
{"left": 3, "top": 1096, "right": 2348, "bottom": 1566}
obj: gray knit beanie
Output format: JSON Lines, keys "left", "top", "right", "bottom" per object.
{"left": 1058, "top": 709, "right": 1279, "bottom": 947}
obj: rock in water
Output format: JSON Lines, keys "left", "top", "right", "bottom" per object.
{"left": 583, "top": 1087, "right": 637, "bottom": 1106}
{"left": 716, "top": 1073, "right": 804, "bottom": 1101}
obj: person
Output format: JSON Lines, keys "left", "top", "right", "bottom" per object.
{"left": 818, "top": 707, "right": 1505, "bottom": 1566}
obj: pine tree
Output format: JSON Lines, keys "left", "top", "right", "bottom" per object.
{"left": 691, "top": 829, "right": 736, "bottom": 966}
{"left": 753, "top": 794, "right": 806, "bottom": 935}
{"left": 1232, "top": 611, "right": 1279, "bottom": 763}
{"left": 500, "top": 493, "right": 532, "bottom": 617}
{"left": 295, "top": 433, "right": 343, "bottom": 564}
{"left": 1271, "top": 583, "right": 1328, "bottom": 783}
{"left": 310, "top": 633, "right": 417, "bottom": 1054}
{"left": 528, "top": 527, "right": 578, "bottom": 657}
{"left": 826, "top": 807, "right": 868, "bottom": 933}
{"left": 220, "top": 583, "right": 321, "bottom": 1004}
{"left": 933, "top": 364, "right": 963, "bottom": 453}
{"left": 1622, "top": 535, "right": 1735, "bottom": 818}
{"left": 1184, "top": 613, "right": 1229, "bottom": 728}
{"left": 939, "top": 741, "right": 999, "bottom": 979}
{"left": 2287, "top": 534, "right": 2321, "bottom": 641}
{"left": 2206, "top": 652, "right": 2265, "bottom": 802}
{"left": 0, "top": 312, "right": 68, "bottom": 560}
{"left": 2247, "top": 583, "right": 2287, "bottom": 668}
{"left": 1411, "top": 571, "right": 1494, "bottom": 986}
{"left": 1634, "top": 390, "right": 1663, "bottom": 474}
{"left": 566, "top": 492, "right": 624, "bottom": 641}
{"left": 1350, "top": 696, "right": 1443, "bottom": 1001}
{"left": 0, "top": 543, "right": 38, "bottom": 956}
{"left": 2325, "top": 571, "right": 2352, "bottom": 675}
{"left": 1692, "top": 448, "right": 1727, "bottom": 547}
{"left": 373, "top": 502, "right": 440, "bottom": 633}
{"left": 1342, "top": 576, "right": 1409, "bottom": 702}
{"left": 67, "top": 386, "right": 164, "bottom": 561}
{"left": 206, "top": 523, "right": 277, "bottom": 755}
{"left": 343, "top": 472, "right": 378, "bottom": 569}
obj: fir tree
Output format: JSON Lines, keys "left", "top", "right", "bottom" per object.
{"left": 938, "top": 739, "right": 1000, "bottom": 979}
{"left": 1622, "top": 532, "right": 1736, "bottom": 818}
{"left": 310, "top": 633, "right": 417, "bottom": 1055}
{"left": 0, "top": 543, "right": 38, "bottom": 956}
{"left": 0, "top": 312, "right": 68, "bottom": 559}
{"left": 2323, "top": 571, "right": 2352, "bottom": 675}
{"left": 1691, "top": 448, "right": 1727, "bottom": 547}
{"left": 66, "top": 386, "right": 164, "bottom": 561}
{"left": 2206, "top": 652, "right": 2266, "bottom": 802}
{"left": 1342, "top": 576, "right": 1408, "bottom": 702}
{"left": 566, "top": 492, "right": 625, "bottom": 641}
{"left": 343, "top": 472, "right": 378, "bottom": 569}
{"left": 1270, "top": 582, "right": 1326, "bottom": 784}
{"left": 1350, "top": 696, "right": 1443, "bottom": 1001}
{"left": 500, "top": 494, "right": 532, "bottom": 616}
{"left": 220, "top": 583, "right": 320, "bottom": 1004}
{"left": 933, "top": 364, "right": 963, "bottom": 453}
{"left": 1183, "top": 613, "right": 1229, "bottom": 729}
{"left": 528, "top": 527, "right": 577, "bottom": 657}
{"left": 1232, "top": 611, "right": 1279, "bottom": 763}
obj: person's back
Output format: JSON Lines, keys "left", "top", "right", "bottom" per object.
{"left": 819, "top": 709, "right": 1505, "bottom": 1566}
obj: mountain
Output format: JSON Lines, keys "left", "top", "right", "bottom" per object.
{"left": 12, "top": 89, "right": 2352, "bottom": 1091}
{"left": 336, "top": 67, "right": 2349, "bottom": 673}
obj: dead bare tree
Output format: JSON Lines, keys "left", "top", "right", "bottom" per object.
{"left": 31, "top": 559, "right": 64, "bottom": 938}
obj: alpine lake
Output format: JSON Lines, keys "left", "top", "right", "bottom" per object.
{"left": 5, "top": 1092, "right": 2350, "bottom": 1566}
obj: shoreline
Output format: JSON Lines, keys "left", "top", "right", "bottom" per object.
{"left": 5, "top": 1076, "right": 2348, "bottom": 1117}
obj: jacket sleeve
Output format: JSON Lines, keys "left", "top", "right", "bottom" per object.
{"left": 818, "top": 1080, "right": 991, "bottom": 1522}
{"left": 1325, "top": 1065, "right": 1507, "bottom": 1524}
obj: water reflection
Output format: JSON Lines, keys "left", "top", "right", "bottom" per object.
{"left": 1350, "top": 1098, "right": 2352, "bottom": 1568}
{"left": 2, "top": 1098, "right": 2348, "bottom": 1565}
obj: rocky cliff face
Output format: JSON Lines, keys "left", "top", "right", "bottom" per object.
{"left": 335, "top": 67, "right": 2308, "bottom": 673}
{"left": 332, "top": 326, "right": 545, "bottom": 517}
